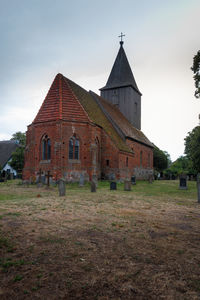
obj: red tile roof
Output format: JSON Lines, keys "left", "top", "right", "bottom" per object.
{"left": 33, "top": 74, "right": 90, "bottom": 123}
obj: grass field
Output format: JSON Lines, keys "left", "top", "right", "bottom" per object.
{"left": 0, "top": 179, "right": 200, "bottom": 299}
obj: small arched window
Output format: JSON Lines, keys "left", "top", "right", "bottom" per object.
{"left": 126, "top": 157, "right": 128, "bottom": 167}
{"left": 41, "top": 135, "right": 51, "bottom": 160}
{"left": 69, "top": 136, "right": 79, "bottom": 160}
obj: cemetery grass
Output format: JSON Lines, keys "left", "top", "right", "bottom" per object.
{"left": 0, "top": 180, "right": 200, "bottom": 299}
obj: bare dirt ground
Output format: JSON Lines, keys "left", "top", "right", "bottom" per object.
{"left": 0, "top": 180, "right": 200, "bottom": 299}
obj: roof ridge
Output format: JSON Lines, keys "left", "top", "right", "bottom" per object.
{"left": 98, "top": 95, "right": 153, "bottom": 148}
{"left": 59, "top": 74, "right": 63, "bottom": 120}
{"left": 89, "top": 91, "right": 126, "bottom": 142}
{"left": 62, "top": 75, "right": 91, "bottom": 123}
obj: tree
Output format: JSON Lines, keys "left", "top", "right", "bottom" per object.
{"left": 191, "top": 50, "right": 200, "bottom": 98}
{"left": 11, "top": 131, "right": 26, "bottom": 146}
{"left": 184, "top": 126, "right": 200, "bottom": 173}
{"left": 153, "top": 146, "right": 169, "bottom": 172}
{"left": 9, "top": 132, "right": 26, "bottom": 174}
{"left": 165, "top": 156, "right": 195, "bottom": 177}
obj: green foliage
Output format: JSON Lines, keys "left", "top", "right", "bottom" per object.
{"left": 191, "top": 50, "right": 200, "bottom": 98}
{"left": 165, "top": 156, "right": 195, "bottom": 177}
{"left": 184, "top": 126, "right": 200, "bottom": 172}
{"left": 153, "top": 146, "right": 169, "bottom": 172}
{"left": 9, "top": 147, "right": 24, "bottom": 173}
{"left": 9, "top": 132, "right": 26, "bottom": 173}
{"left": 11, "top": 131, "right": 26, "bottom": 146}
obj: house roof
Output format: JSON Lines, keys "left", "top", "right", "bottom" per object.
{"left": 100, "top": 43, "right": 142, "bottom": 95}
{"left": 32, "top": 73, "right": 152, "bottom": 152}
{"left": 0, "top": 141, "right": 19, "bottom": 168}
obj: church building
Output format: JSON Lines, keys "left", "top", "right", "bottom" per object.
{"left": 23, "top": 40, "right": 154, "bottom": 182}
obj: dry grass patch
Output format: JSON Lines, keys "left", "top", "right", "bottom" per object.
{"left": 0, "top": 180, "right": 200, "bottom": 299}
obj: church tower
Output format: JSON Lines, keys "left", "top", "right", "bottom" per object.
{"left": 100, "top": 36, "right": 142, "bottom": 130}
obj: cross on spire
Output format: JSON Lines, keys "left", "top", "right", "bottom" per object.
{"left": 118, "top": 32, "right": 125, "bottom": 45}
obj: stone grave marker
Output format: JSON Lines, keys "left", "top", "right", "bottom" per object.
{"left": 91, "top": 180, "right": 96, "bottom": 192}
{"left": 124, "top": 180, "right": 131, "bottom": 191}
{"left": 131, "top": 176, "right": 136, "bottom": 185}
{"left": 197, "top": 173, "right": 200, "bottom": 203}
{"left": 37, "top": 169, "right": 43, "bottom": 188}
{"left": 148, "top": 174, "right": 153, "bottom": 184}
{"left": 92, "top": 174, "right": 98, "bottom": 187}
{"left": 79, "top": 173, "right": 85, "bottom": 187}
{"left": 179, "top": 174, "right": 187, "bottom": 190}
{"left": 58, "top": 178, "right": 66, "bottom": 196}
{"left": 110, "top": 181, "right": 117, "bottom": 190}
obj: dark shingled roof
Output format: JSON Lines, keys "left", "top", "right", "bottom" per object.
{"left": 100, "top": 44, "right": 142, "bottom": 95}
{"left": 0, "top": 141, "right": 19, "bottom": 168}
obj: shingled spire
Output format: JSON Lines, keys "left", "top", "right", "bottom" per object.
{"left": 100, "top": 41, "right": 141, "bottom": 95}
{"left": 100, "top": 38, "right": 142, "bottom": 130}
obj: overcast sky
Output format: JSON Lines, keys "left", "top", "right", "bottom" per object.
{"left": 0, "top": 0, "right": 199, "bottom": 161}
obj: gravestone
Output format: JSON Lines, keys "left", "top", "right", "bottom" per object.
{"left": 124, "top": 180, "right": 131, "bottom": 191}
{"left": 58, "top": 178, "right": 66, "bottom": 196}
{"left": 110, "top": 181, "right": 117, "bottom": 190}
{"left": 131, "top": 176, "right": 136, "bottom": 185}
{"left": 148, "top": 174, "right": 153, "bottom": 184}
{"left": 92, "top": 175, "right": 98, "bottom": 187}
{"left": 41, "top": 175, "right": 46, "bottom": 184}
{"left": 37, "top": 169, "right": 43, "bottom": 188}
{"left": 91, "top": 180, "right": 96, "bottom": 192}
{"left": 179, "top": 174, "right": 187, "bottom": 190}
{"left": 79, "top": 174, "right": 85, "bottom": 187}
{"left": 197, "top": 173, "right": 200, "bottom": 203}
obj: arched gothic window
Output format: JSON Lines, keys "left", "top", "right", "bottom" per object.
{"left": 69, "top": 136, "right": 79, "bottom": 160}
{"left": 41, "top": 135, "right": 51, "bottom": 160}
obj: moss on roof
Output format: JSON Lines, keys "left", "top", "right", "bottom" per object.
{"left": 64, "top": 76, "right": 131, "bottom": 153}
{"left": 96, "top": 95, "right": 153, "bottom": 148}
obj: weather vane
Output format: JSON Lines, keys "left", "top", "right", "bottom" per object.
{"left": 118, "top": 32, "right": 125, "bottom": 45}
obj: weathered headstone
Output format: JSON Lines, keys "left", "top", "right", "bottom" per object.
{"left": 124, "top": 180, "right": 131, "bottom": 191}
{"left": 58, "top": 178, "right": 66, "bottom": 196}
{"left": 79, "top": 174, "right": 85, "bottom": 187}
{"left": 179, "top": 174, "right": 187, "bottom": 190}
{"left": 110, "top": 181, "right": 117, "bottom": 190}
{"left": 92, "top": 175, "right": 98, "bottom": 187}
{"left": 41, "top": 175, "right": 46, "bottom": 184}
{"left": 131, "top": 176, "right": 136, "bottom": 185}
{"left": 37, "top": 169, "right": 43, "bottom": 188}
{"left": 91, "top": 180, "right": 96, "bottom": 192}
{"left": 197, "top": 173, "right": 200, "bottom": 203}
{"left": 148, "top": 174, "right": 153, "bottom": 184}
